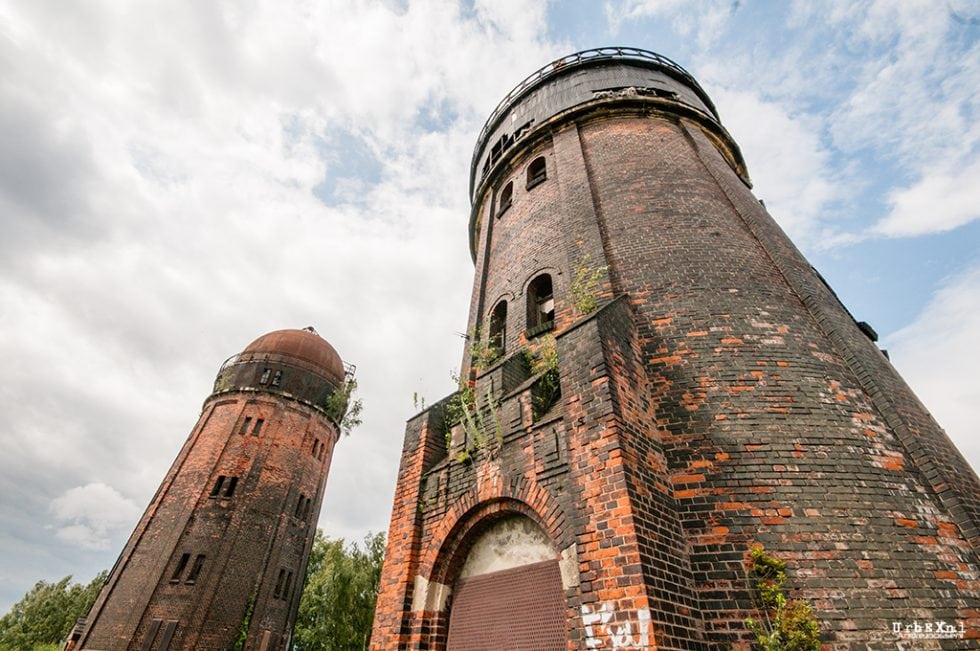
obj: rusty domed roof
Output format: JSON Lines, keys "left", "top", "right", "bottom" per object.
{"left": 241, "top": 328, "right": 345, "bottom": 385}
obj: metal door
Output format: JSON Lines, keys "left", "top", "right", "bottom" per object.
{"left": 446, "top": 559, "right": 566, "bottom": 650}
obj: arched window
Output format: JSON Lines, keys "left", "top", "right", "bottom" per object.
{"left": 526, "top": 274, "right": 555, "bottom": 336}
{"left": 526, "top": 156, "right": 546, "bottom": 189}
{"left": 488, "top": 300, "right": 507, "bottom": 356}
{"left": 497, "top": 181, "right": 513, "bottom": 217}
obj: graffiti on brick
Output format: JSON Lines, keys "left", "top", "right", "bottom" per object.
{"left": 581, "top": 603, "right": 652, "bottom": 649}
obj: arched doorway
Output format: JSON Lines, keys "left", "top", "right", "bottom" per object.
{"left": 445, "top": 515, "right": 566, "bottom": 650}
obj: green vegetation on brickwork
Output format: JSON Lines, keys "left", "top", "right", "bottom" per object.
{"left": 744, "top": 546, "right": 820, "bottom": 651}
{"left": 324, "top": 378, "right": 363, "bottom": 435}
{"left": 570, "top": 254, "right": 607, "bottom": 316}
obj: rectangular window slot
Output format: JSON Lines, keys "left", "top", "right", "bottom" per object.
{"left": 282, "top": 571, "right": 294, "bottom": 600}
{"left": 312, "top": 439, "right": 319, "bottom": 458}
{"left": 272, "top": 370, "right": 282, "bottom": 386}
{"left": 259, "top": 368, "right": 271, "bottom": 384}
{"left": 140, "top": 620, "right": 163, "bottom": 651}
{"left": 224, "top": 476, "right": 239, "bottom": 498}
{"left": 210, "top": 476, "right": 226, "bottom": 497}
{"left": 156, "top": 620, "right": 177, "bottom": 651}
{"left": 185, "top": 554, "right": 205, "bottom": 584}
{"left": 294, "top": 493, "right": 306, "bottom": 518}
{"left": 274, "top": 569, "right": 285, "bottom": 598}
{"left": 170, "top": 553, "right": 190, "bottom": 583}
{"left": 240, "top": 416, "right": 253, "bottom": 435}
{"left": 252, "top": 418, "right": 264, "bottom": 436}
{"left": 299, "top": 496, "right": 311, "bottom": 520}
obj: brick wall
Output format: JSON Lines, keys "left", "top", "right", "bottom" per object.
{"left": 372, "top": 61, "right": 980, "bottom": 650}
{"left": 79, "top": 358, "right": 340, "bottom": 651}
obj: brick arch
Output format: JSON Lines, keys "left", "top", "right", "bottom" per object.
{"left": 485, "top": 291, "right": 515, "bottom": 311}
{"left": 422, "top": 477, "right": 570, "bottom": 587}
{"left": 519, "top": 266, "right": 563, "bottom": 298}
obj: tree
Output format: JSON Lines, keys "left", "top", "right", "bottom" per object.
{"left": 292, "top": 531, "right": 385, "bottom": 651}
{"left": 0, "top": 571, "right": 106, "bottom": 651}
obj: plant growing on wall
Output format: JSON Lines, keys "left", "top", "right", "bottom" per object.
{"left": 744, "top": 546, "right": 820, "bottom": 651}
{"left": 324, "top": 378, "right": 363, "bottom": 436}
{"left": 444, "top": 371, "right": 503, "bottom": 461}
{"left": 232, "top": 588, "right": 257, "bottom": 651}
{"left": 467, "top": 325, "right": 500, "bottom": 371}
{"left": 570, "top": 254, "right": 607, "bottom": 316}
{"left": 525, "top": 335, "right": 561, "bottom": 420}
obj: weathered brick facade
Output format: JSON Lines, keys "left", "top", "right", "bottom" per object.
{"left": 76, "top": 328, "right": 350, "bottom": 651}
{"left": 372, "top": 48, "right": 980, "bottom": 649}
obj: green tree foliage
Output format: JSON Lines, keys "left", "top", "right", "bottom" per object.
{"left": 292, "top": 531, "right": 385, "bottom": 651}
{"left": 744, "top": 546, "right": 820, "bottom": 651}
{"left": 0, "top": 571, "right": 107, "bottom": 651}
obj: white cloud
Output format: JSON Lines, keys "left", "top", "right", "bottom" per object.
{"left": 605, "top": 0, "right": 734, "bottom": 48}
{"left": 0, "top": 0, "right": 562, "bottom": 612}
{"left": 710, "top": 89, "right": 843, "bottom": 246}
{"left": 874, "top": 158, "right": 980, "bottom": 236}
{"left": 50, "top": 483, "right": 141, "bottom": 551}
{"left": 886, "top": 265, "right": 980, "bottom": 473}
{"left": 807, "top": 1, "right": 980, "bottom": 236}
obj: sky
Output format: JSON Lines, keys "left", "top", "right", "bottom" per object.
{"left": 1, "top": 0, "right": 978, "bottom": 616}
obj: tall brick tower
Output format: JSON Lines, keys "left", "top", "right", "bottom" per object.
{"left": 75, "top": 328, "right": 352, "bottom": 651}
{"left": 372, "top": 48, "right": 980, "bottom": 649}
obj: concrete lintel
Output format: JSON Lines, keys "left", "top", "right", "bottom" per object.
{"left": 559, "top": 542, "right": 580, "bottom": 589}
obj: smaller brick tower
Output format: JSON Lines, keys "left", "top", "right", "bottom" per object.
{"left": 76, "top": 328, "right": 353, "bottom": 651}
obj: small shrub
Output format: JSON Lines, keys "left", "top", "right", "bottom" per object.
{"left": 527, "top": 336, "right": 561, "bottom": 420}
{"left": 324, "top": 378, "right": 363, "bottom": 435}
{"left": 744, "top": 546, "right": 820, "bottom": 651}
{"left": 570, "top": 255, "right": 607, "bottom": 315}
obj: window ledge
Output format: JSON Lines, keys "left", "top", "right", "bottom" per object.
{"left": 526, "top": 175, "right": 546, "bottom": 191}
{"left": 525, "top": 320, "right": 555, "bottom": 338}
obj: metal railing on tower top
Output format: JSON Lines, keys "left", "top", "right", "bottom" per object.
{"left": 474, "top": 47, "right": 714, "bottom": 155}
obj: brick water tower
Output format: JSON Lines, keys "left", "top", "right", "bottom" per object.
{"left": 372, "top": 48, "right": 980, "bottom": 649}
{"left": 75, "top": 328, "right": 353, "bottom": 651}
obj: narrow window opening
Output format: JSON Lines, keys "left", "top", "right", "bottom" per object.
{"left": 301, "top": 496, "right": 312, "bottom": 520}
{"left": 271, "top": 370, "right": 282, "bottom": 386}
{"left": 223, "top": 476, "right": 238, "bottom": 498}
{"left": 185, "top": 555, "right": 205, "bottom": 584}
{"left": 488, "top": 300, "right": 507, "bottom": 357}
{"left": 170, "top": 553, "right": 190, "bottom": 583}
{"left": 526, "top": 274, "right": 555, "bottom": 336}
{"left": 156, "top": 621, "right": 177, "bottom": 651}
{"left": 497, "top": 181, "right": 513, "bottom": 217}
{"left": 274, "top": 569, "right": 285, "bottom": 598}
{"left": 318, "top": 442, "right": 326, "bottom": 461}
{"left": 526, "top": 156, "right": 546, "bottom": 189}
{"left": 239, "top": 416, "right": 253, "bottom": 435}
{"left": 259, "top": 368, "right": 271, "bottom": 385}
{"left": 312, "top": 439, "right": 319, "bottom": 458}
{"left": 209, "top": 476, "right": 226, "bottom": 497}
{"left": 140, "top": 620, "right": 163, "bottom": 651}
{"left": 294, "top": 493, "right": 306, "bottom": 518}
{"left": 282, "top": 571, "right": 294, "bottom": 600}
{"left": 252, "top": 418, "right": 264, "bottom": 436}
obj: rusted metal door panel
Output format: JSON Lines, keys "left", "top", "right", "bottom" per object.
{"left": 446, "top": 559, "right": 566, "bottom": 651}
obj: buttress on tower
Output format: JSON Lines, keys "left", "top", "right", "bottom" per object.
{"left": 372, "top": 48, "right": 980, "bottom": 649}
{"left": 76, "top": 328, "right": 352, "bottom": 651}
